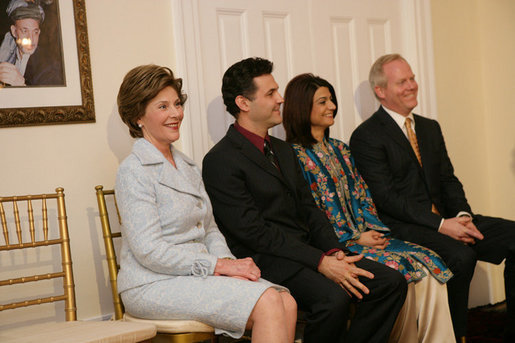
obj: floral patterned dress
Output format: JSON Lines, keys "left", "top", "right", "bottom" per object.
{"left": 292, "top": 138, "right": 452, "bottom": 283}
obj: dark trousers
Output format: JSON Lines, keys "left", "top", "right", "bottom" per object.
{"left": 281, "top": 258, "right": 407, "bottom": 343}
{"left": 388, "top": 214, "right": 515, "bottom": 339}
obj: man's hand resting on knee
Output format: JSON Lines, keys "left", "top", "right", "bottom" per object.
{"left": 318, "top": 251, "right": 374, "bottom": 299}
{"left": 440, "top": 217, "right": 484, "bottom": 244}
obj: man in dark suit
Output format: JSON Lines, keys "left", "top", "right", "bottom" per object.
{"left": 202, "top": 57, "right": 407, "bottom": 343}
{"left": 350, "top": 53, "right": 515, "bottom": 342}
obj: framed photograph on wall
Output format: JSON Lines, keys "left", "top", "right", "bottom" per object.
{"left": 0, "top": 0, "right": 94, "bottom": 128}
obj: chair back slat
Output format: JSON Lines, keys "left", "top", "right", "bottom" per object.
{"left": 0, "top": 187, "right": 77, "bottom": 321}
{"left": 28, "top": 199, "right": 36, "bottom": 243}
{"left": 13, "top": 200, "right": 22, "bottom": 244}
{"left": 1, "top": 295, "right": 68, "bottom": 311}
{"left": 113, "top": 194, "right": 122, "bottom": 225}
{"left": 0, "top": 238, "right": 61, "bottom": 251}
{"left": 0, "top": 271, "right": 66, "bottom": 286}
{"left": 0, "top": 202, "right": 8, "bottom": 245}
{"left": 42, "top": 197, "right": 49, "bottom": 241}
{"left": 95, "top": 185, "right": 124, "bottom": 320}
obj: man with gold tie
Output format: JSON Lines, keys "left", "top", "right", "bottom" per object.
{"left": 350, "top": 53, "right": 515, "bottom": 343}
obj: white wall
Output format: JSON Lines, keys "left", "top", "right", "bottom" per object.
{"left": 431, "top": 0, "right": 515, "bottom": 306}
{"left": 431, "top": 0, "right": 515, "bottom": 229}
{"left": 0, "top": 0, "right": 178, "bottom": 324}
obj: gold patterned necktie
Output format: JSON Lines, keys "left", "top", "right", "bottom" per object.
{"left": 405, "top": 117, "right": 422, "bottom": 166}
{"left": 405, "top": 117, "right": 440, "bottom": 214}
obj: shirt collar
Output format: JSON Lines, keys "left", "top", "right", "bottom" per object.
{"left": 382, "top": 105, "right": 415, "bottom": 133}
{"left": 234, "top": 122, "right": 270, "bottom": 153}
{"left": 132, "top": 138, "right": 196, "bottom": 167}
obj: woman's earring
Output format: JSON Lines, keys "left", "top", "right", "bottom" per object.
{"left": 138, "top": 123, "right": 143, "bottom": 128}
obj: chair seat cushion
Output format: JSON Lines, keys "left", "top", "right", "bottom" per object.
{"left": 124, "top": 313, "right": 214, "bottom": 333}
{"left": 0, "top": 320, "right": 157, "bottom": 343}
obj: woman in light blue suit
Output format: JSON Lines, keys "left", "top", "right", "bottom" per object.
{"left": 115, "top": 64, "right": 297, "bottom": 342}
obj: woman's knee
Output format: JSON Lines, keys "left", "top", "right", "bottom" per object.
{"left": 280, "top": 291, "right": 297, "bottom": 315}
{"left": 247, "top": 289, "right": 280, "bottom": 328}
{"left": 258, "top": 288, "right": 283, "bottom": 307}
{"left": 252, "top": 288, "right": 290, "bottom": 319}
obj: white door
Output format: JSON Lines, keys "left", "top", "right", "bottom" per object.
{"left": 173, "top": 0, "right": 436, "bottom": 161}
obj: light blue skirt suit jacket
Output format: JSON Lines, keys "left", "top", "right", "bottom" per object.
{"left": 115, "top": 139, "right": 280, "bottom": 338}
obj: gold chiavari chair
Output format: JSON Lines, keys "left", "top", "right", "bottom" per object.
{"left": 95, "top": 185, "right": 217, "bottom": 343}
{"left": 0, "top": 187, "right": 156, "bottom": 343}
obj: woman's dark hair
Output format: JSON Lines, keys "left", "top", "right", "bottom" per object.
{"left": 222, "top": 57, "right": 273, "bottom": 118}
{"left": 117, "top": 64, "right": 187, "bottom": 138}
{"left": 283, "top": 73, "right": 337, "bottom": 146}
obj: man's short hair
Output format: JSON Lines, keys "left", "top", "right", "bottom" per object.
{"left": 221, "top": 57, "right": 273, "bottom": 118}
{"left": 369, "top": 53, "right": 407, "bottom": 99}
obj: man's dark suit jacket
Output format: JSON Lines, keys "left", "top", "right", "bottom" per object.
{"left": 202, "top": 125, "right": 345, "bottom": 283}
{"left": 349, "top": 106, "right": 471, "bottom": 231}
{"left": 349, "top": 106, "right": 515, "bottom": 338}
{"left": 203, "top": 124, "right": 408, "bottom": 343}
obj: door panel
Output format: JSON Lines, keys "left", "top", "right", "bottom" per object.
{"left": 310, "top": 0, "right": 404, "bottom": 141}
{"left": 189, "top": 0, "right": 313, "bottom": 148}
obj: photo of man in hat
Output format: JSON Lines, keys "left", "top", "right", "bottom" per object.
{"left": 0, "top": 0, "right": 64, "bottom": 87}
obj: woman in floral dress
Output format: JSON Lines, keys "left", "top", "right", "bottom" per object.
{"left": 283, "top": 73, "right": 455, "bottom": 343}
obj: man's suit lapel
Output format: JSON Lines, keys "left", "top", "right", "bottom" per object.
{"left": 376, "top": 109, "right": 435, "bottom": 200}
{"left": 412, "top": 114, "right": 437, "bottom": 188}
{"left": 227, "top": 126, "right": 291, "bottom": 188}
{"left": 270, "top": 136, "right": 298, "bottom": 191}
{"left": 376, "top": 108, "right": 423, "bottom": 170}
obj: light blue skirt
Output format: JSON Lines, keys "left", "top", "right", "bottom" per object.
{"left": 121, "top": 276, "right": 287, "bottom": 338}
